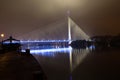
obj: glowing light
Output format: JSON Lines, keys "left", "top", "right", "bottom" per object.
{"left": 89, "top": 45, "right": 95, "bottom": 50}
{"left": 1, "top": 34, "right": 4, "bottom": 38}
{"left": 3, "top": 41, "right": 19, "bottom": 44}
{"left": 30, "top": 47, "right": 72, "bottom": 53}
{"left": 68, "top": 17, "right": 71, "bottom": 40}
{"left": 20, "top": 40, "right": 70, "bottom": 43}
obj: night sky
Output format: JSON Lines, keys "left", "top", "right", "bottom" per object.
{"left": 0, "top": 0, "right": 120, "bottom": 40}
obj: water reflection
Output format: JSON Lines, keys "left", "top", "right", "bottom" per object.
{"left": 29, "top": 46, "right": 93, "bottom": 80}
{"left": 71, "top": 48, "right": 90, "bottom": 72}
{"left": 30, "top": 47, "right": 72, "bottom": 57}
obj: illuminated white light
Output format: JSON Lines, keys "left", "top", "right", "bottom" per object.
{"left": 1, "top": 34, "right": 4, "bottom": 38}
{"left": 20, "top": 40, "right": 69, "bottom": 43}
{"left": 68, "top": 17, "right": 71, "bottom": 42}
{"left": 30, "top": 47, "right": 72, "bottom": 54}
{"left": 21, "top": 50, "right": 25, "bottom": 52}
{"left": 3, "top": 40, "right": 20, "bottom": 44}
{"left": 89, "top": 45, "right": 95, "bottom": 50}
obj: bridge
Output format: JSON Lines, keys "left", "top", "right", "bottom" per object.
{"left": 19, "top": 16, "right": 90, "bottom": 51}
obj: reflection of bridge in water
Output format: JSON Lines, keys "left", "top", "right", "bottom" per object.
{"left": 31, "top": 47, "right": 93, "bottom": 75}
{"left": 70, "top": 48, "right": 91, "bottom": 72}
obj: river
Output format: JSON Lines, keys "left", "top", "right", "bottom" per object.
{"left": 31, "top": 47, "right": 120, "bottom": 80}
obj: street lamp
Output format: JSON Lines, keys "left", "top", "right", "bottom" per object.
{"left": 1, "top": 34, "right": 5, "bottom": 44}
{"left": 1, "top": 34, "right": 4, "bottom": 38}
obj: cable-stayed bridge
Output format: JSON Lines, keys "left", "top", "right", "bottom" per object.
{"left": 19, "top": 17, "right": 90, "bottom": 51}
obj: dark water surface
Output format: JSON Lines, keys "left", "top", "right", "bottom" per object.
{"left": 31, "top": 47, "right": 120, "bottom": 80}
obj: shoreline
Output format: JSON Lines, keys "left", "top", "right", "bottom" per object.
{"left": 0, "top": 51, "right": 47, "bottom": 80}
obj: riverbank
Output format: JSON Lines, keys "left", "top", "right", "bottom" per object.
{"left": 0, "top": 51, "right": 46, "bottom": 80}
